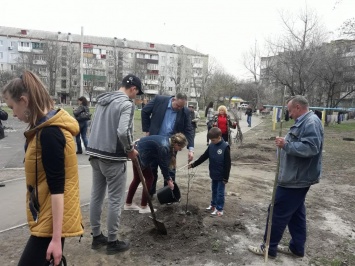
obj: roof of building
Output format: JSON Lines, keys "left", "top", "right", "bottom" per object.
{"left": 0, "top": 26, "right": 208, "bottom": 57}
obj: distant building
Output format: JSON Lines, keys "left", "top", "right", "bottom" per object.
{"left": 0, "top": 26, "right": 208, "bottom": 105}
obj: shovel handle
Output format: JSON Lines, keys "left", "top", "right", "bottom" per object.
{"left": 132, "top": 157, "right": 158, "bottom": 220}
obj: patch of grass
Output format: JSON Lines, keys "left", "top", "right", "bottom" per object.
{"left": 211, "top": 239, "right": 220, "bottom": 253}
{"left": 309, "top": 254, "right": 355, "bottom": 266}
{"left": 326, "top": 121, "right": 355, "bottom": 132}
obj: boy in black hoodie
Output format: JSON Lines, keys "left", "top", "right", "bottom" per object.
{"left": 188, "top": 127, "right": 231, "bottom": 216}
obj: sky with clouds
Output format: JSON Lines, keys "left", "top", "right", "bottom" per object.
{"left": 1, "top": 0, "right": 354, "bottom": 79}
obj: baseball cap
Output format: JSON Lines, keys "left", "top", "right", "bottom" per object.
{"left": 122, "top": 74, "right": 143, "bottom": 95}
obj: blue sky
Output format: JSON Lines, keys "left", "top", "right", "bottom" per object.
{"left": 1, "top": 0, "right": 354, "bottom": 79}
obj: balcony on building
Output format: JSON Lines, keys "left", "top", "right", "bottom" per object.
{"left": 18, "top": 42, "right": 32, "bottom": 52}
{"left": 192, "top": 63, "right": 203, "bottom": 68}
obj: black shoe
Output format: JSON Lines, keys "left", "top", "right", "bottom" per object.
{"left": 91, "top": 232, "right": 108, "bottom": 250}
{"left": 76, "top": 151, "right": 83, "bottom": 154}
{"left": 106, "top": 240, "right": 130, "bottom": 255}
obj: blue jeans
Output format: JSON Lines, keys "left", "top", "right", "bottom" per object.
{"left": 76, "top": 121, "right": 88, "bottom": 153}
{"left": 247, "top": 115, "right": 252, "bottom": 126}
{"left": 211, "top": 180, "right": 225, "bottom": 211}
{"left": 263, "top": 186, "right": 310, "bottom": 257}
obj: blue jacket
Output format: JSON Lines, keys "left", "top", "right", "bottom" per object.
{"left": 141, "top": 95, "right": 194, "bottom": 149}
{"left": 135, "top": 135, "right": 174, "bottom": 181}
{"left": 278, "top": 111, "right": 324, "bottom": 188}
{"left": 191, "top": 139, "right": 231, "bottom": 182}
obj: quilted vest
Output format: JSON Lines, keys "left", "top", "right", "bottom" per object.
{"left": 208, "top": 140, "right": 229, "bottom": 180}
{"left": 24, "top": 109, "right": 83, "bottom": 237}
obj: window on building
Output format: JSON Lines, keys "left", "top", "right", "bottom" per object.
{"left": 62, "top": 68, "right": 67, "bottom": 77}
{"left": 73, "top": 80, "right": 78, "bottom": 86}
{"left": 62, "top": 46, "right": 67, "bottom": 56}
{"left": 11, "top": 65, "right": 16, "bottom": 71}
{"left": 72, "top": 68, "right": 78, "bottom": 75}
{"left": 20, "top": 42, "right": 30, "bottom": 47}
{"left": 32, "top": 42, "right": 44, "bottom": 49}
{"left": 0, "top": 52, "right": 3, "bottom": 59}
{"left": 170, "top": 57, "right": 174, "bottom": 62}
{"left": 150, "top": 54, "right": 158, "bottom": 60}
{"left": 168, "top": 87, "right": 173, "bottom": 91}
{"left": 83, "top": 48, "right": 92, "bottom": 53}
{"left": 61, "top": 58, "right": 67, "bottom": 66}
{"left": 0, "top": 40, "right": 3, "bottom": 46}
{"left": 161, "top": 56, "right": 166, "bottom": 61}
{"left": 61, "top": 80, "right": 67, "bottom": 88}
{"left": 10, "top": 41, "right": 16, "bottom": 47}
{"left": 144, "top": 54, "right": 150, "bottom": 59}
{"left": 0, "top": 64, "right": 3, "bottom": 70}
{"left": 184, "top": 88, "right": 188, "bottom": 92}
{"left": 40, "top": 67, "right": 46, "bottom": 73}
{"left": 128, "top": 53, "right": 133, "bottom": 58}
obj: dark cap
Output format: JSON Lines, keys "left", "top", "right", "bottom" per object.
{"left": 122, "top": 74, "right": 143, "bottom": 95}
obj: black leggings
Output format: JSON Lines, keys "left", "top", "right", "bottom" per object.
{"left": 18, "top": 235, "right": 65, "bottom": 266}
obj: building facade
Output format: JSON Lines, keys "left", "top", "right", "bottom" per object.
{"left": 0, "top": 26, "right": 208, "bottom": 105}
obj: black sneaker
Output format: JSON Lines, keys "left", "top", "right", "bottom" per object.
{"left": 91, "top": 232, "right": 108, "bottom": 250}
{"left": 106, "top": 240, "right": 130, "bottom": 255}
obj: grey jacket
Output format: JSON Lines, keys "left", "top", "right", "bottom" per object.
{"left": 87, "top": 91, "right": 135, "bottom": 160}
{"left": 278, "top": 111, "right": 324, "bottom": 188}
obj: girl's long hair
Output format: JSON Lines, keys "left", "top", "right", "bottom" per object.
{"left": 169, "top": 133, "right": 188, "bottom": 169}
{"left": 3, "top": 70, "right": 54, "bottom": 129}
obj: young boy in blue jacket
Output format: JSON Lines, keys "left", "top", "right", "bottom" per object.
{"left": 188, "top": 127, "right": 231, "bottom": 216}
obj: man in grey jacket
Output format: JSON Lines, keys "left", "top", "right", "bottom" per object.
{"left": 248, "top": 95, "right": 324, "bottom": 259}
{"left": 87, "top": 74, "right": 143, "bottom": 255}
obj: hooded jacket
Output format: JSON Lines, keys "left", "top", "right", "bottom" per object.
{"left": 24, "top": 109, "right": 83, "bottom": 237}
{"left": 86, "top": 91, "right": 135, "bottom": 160}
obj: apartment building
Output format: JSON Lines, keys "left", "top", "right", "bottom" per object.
{"left": 0, "top": 26, "right": 208, "bottom": 105}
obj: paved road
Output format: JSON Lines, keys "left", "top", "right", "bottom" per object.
{"left": 0, "top": 114, "right": 261, "bottom": 232}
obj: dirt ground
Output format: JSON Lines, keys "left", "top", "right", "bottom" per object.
{"left": 1, "top": 116, "right": 355, "bottom": 266}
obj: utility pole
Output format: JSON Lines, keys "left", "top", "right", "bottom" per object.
{"left": 79, "top": 26, "right": 84, "bottom": 96}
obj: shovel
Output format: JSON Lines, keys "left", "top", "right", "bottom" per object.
{"left": 132, "top": 157, "right": 167, "bottom": 235}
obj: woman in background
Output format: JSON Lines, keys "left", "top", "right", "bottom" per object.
{"left": 73, "top": 96, "right": 90, "bottom": 154}
{"left": 2, "top": 70, "right": 83, "bottom": 266}
{"left": 213, "top": 105, "right": 234, "bottom": 143}
{"left": 205, "top": 101, "right": 214, "bottom": 146}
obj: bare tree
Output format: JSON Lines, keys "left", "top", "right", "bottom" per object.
{"left": 264, "top": 8, "right": 327, "bottom": 97}
{"left": 0, "top": 71, "right": 15, "bottom": 89}
{"left": 43, "top": 39, "right": 60, "bottom": 96}
{"left": 67, "top": 43, "right": 80, "bottom": 100}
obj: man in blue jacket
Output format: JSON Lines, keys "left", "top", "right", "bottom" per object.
{"left": 248, "top": 95, "right": 324, "bottom": 259}
{"left": 141, "top": 93, "right": 194, "bottom": 196}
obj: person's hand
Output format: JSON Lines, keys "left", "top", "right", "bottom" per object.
{"left": 127, "top": 149, "right": 138, "bottom": 160}
{"left": 188, "top": 151, "right": 194, "bottom": 162}
{"left": 187, "top": 163, "right": 193, "bottom": 169}
{"left": 275, "top": 137, "right": 286, "bottom": 148}
{"left": 167, "top": 179, "right": 174, "bottom": 190}
{"left": 46, "top": 239, "right": 62, "bottom": 266}
{"left": 145, "top": 132, "right": 150, "bottom": 136}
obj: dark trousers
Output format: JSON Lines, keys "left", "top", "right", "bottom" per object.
{"left": 18, "top": 235, "right": 65, "bottom": 266}
{"left": 211, "top": 180, "right": 225, "bottom": 211}
{"left": 126, "top": 163, "right": 154, "bottom": 206}
{"left": 222, "top": 133, "right": 228, "bottom": 142}
{"left": 149, "top": 161, "right": 176, "bottom": 196}
{"left": 263, "top": 186, "right": 310, "bottom": 257}
{"left": 247, "top": 115, "right": 252, "bottom": 126}
{"left": 76, "top": 121, "right": 88, "bottom": 153}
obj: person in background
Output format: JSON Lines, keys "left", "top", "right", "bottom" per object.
{"left": 124, "top": 133, "right": 187, "bottom": 213}
{"left": 86, "top": 74, "right": 143, "bottom": 255}
{"left": 188, "top": 105, "right": 200, "bottom": 139}
{"left": 73, "top": 96, "right": 90, "bottom": 154}
{"left": 205, "top": 101, "right": 214, "bottom": 146}
{"left": 0, "top": 106, "right": 8, "bottom": 139}
{"left": 2, "top": 70, "right": 83, "bottom": 266}
{"left": 188, "top": 127, "right": 231, "bottom": 217}
{"left": 141, "top": 93, "right": 194, "bottom": 196}
{"left": 213, "top": 105, "right": 234, "bottom": 143}
{"left": 248, "top": 95, "right": 324, "bottom": 259}
{"left": 245, "top": 105, "right": 253, "bottom": 127}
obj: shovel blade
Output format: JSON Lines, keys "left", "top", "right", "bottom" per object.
{"left": 149, "top": 216, "right": 167, "bottom": 235}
